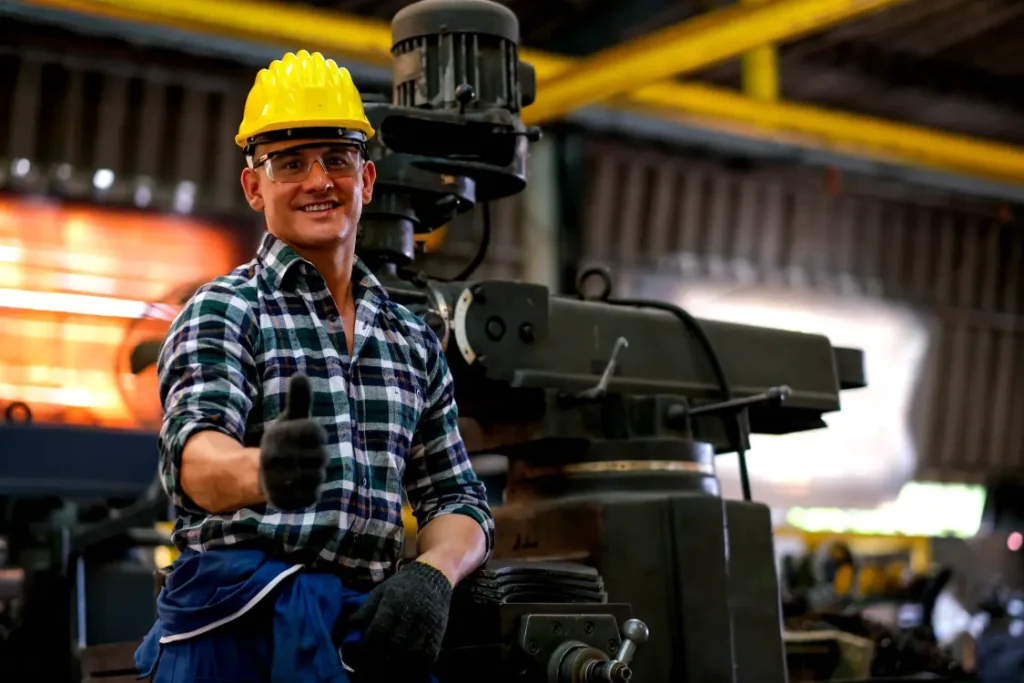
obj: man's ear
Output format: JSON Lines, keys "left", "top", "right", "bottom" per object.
{"left": 361, "top": 160, "right": 376, "bottom": 205}
{"left": 240, "top": 167, "right": 264, "bottom": 211}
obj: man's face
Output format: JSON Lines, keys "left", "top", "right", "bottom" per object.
{"left": 240, "top": 138, "right": 376, "bottom": 250}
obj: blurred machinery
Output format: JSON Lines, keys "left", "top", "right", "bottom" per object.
{"left": 779, "top": 536, "right": 970, "bottom": 681}
{"left": 0, "top": 1, "right": 876, "bottom": 682}
{"left": 975, "top": 587, "right": 1024, "bottom": 683}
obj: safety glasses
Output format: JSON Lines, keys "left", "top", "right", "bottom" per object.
{"left": 253, "top": 142, "right": 362, "bottom": 184}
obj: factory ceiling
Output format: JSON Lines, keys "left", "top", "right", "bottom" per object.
{"left": 302, "top": 0, "right": 1024, "bottom": 146}
{"left": 6, "top": 0, "right": 1024, "bottom": 199}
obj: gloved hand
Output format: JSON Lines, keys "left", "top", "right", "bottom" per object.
{"left": 259, "top": 374, "right": 328, "bottom": 511}
{"left": 345, "top": 561, "right": 453, "bottom": 679}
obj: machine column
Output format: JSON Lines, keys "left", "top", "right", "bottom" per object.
{"left": 523, "top": 133, "right": 561, "bottom": 290}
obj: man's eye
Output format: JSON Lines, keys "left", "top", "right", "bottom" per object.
{"left": 324, "top": 155, "right": 351, "bottom": 168}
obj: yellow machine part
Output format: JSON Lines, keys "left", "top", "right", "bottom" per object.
{"left": 402, "top": 504, "right": 418, "bottom": 534}
{"left": 775, "top": 528, "right": 933, "bottom": 575}
{"left": 414, "top": 224, "right": 449, "bottom": 254}
{"left": 155, "top": 521, "right": 179, "bottom": 568}
{"left": 833, "top": 564, "right": 855, "bottom": 595}
{"left": 776, "top": 527, "right": 931, "bottom": 598}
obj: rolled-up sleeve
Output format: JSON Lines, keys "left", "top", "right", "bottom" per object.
{"left": 404, "top": 330, "right": 495, "bottom": 557}
{"left": 157, "top": 283, "right": 259, "bottom": 514}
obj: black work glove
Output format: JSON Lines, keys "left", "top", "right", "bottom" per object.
{"left": 345, "top": 561, "right": 453, "bottom": 679}
{"left": 259, "top": 374, "right": 328, "bottom": 511}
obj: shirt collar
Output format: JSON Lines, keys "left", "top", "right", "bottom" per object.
{"left": 256, "top": 231, "right": 390, "bottom": 304}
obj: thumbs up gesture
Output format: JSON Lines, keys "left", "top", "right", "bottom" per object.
{"left": 259, "top": 374, "right": 329, "bottom": 511}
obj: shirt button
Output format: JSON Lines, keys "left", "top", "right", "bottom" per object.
{"left": 361, "top": 477, "right": 368, "bottom": 487}
{"left": 327, "top": 313, "right": 338, "bottom": 323}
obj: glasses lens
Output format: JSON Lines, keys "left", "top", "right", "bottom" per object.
{"left": 319, "top": 147, "right": 360, "bottom": 177}
{"left": 267, "top": 145, "right": 361, "bottom": 183}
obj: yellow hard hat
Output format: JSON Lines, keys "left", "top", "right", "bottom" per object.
{"left": 235, "top": 50, "right": 375, "bottom": 151}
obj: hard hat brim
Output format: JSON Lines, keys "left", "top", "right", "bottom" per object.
{"left": 235, "top": 118, "right": 376, "bottom": 149}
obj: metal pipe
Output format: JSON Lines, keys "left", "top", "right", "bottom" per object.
{"left": 741, "top": 0, "right": 780, "bottom": 102}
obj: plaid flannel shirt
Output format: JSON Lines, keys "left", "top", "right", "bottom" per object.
{"left": 157, "top": 231, "right": 493, "bottom": 587}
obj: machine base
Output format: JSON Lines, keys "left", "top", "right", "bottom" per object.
{"left": 492, "top": 492, "right": 789, "bottom": 683}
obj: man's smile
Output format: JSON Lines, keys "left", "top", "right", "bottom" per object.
{"left": 299, "top": 201, "right": 341, "bottom": 217}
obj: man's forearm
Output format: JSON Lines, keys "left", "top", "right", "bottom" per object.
{"left": 180, "top": 430, "right": 265, "bottom": 513}
{"left": 415, "top": 513, "right": 488, "bottom": 587}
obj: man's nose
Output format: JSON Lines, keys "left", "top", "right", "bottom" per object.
{"left": 303, "top": 159, "right": 333, "bottom": 192}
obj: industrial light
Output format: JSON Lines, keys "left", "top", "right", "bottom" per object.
{"left": 134, "top": 184, "right": 153, "bottom": 208}
{"left": 92, "top": 169, "right": 115, "bottom": 191}
{"left": 0, "top": 288, "right": 151, "bottom": 318}
{"left": 11, "top": 158, "right": 30, "bottom": 178}
{"left": 173, "top": 181, "right": 197, "bottom": 214}
{"left": 55, "top": 164, "right": 73, "bottom": 182}
{"left": 786, "top": 481, "right": 987, "bottom": 538}
{"left": 0, "top": 195, "right": 243, "bottom": 428}
{"left": 0, "top": 154, "right": 223, "bottom": 218}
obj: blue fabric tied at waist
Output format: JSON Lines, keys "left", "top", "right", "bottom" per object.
{"left": 135, "top": 549, "right": 369, "bottom": 683}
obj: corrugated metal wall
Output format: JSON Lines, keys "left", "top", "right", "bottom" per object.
{"left": 581, "top": 139, "right": 1024, "bottom": 483}
{"left": 0, "top": 47, "right": 258, "bottom": 219}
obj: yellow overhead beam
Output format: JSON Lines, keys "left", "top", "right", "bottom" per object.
{"left": 29, "top": 0, "right": 397, "bottom": 65}
{"left": 19, "top": 0, "right": 1024, "bottom": 186}
{"left": 741, "top": 0, "right": 781, "bottom": 102}
{"left": 626, "top": 82, "right": 1024, "bottom": 184}
{"left": 522, "top": 0, "right": 908, "bottom": 125}
{"left": 26, "top": 0, "right": 575, "bottom": 78}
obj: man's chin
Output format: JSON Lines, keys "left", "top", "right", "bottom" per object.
{"left": 289, "top": 221, "right": 354, "bottom": 249}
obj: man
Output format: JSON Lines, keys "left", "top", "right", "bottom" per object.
{"left": 135, "top": 50, "right": 493, "bottom": 683}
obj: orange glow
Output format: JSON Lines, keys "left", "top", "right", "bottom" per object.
{"left": 0, "top": 197, "right": 247, "bottom": 430}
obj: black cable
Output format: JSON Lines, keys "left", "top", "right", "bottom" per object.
{"left": 451, "top": 201, "right": 491, "bottom": 282}
{"left": 607, "top": 297, "right": 752, "bottom": 502}
{"left": 400, "top": 201, "right": 492, "bottom": 284}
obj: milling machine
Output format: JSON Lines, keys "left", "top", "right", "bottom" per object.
{"left": 352, "top": 1, "right": 866, "bottom": 682}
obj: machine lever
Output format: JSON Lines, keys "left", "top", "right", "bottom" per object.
{"left": 575, "top": 336, "right": 629, "bottom": 402}
{"left": 579, "top": 618, "right": 649, "bottom": 683}
{"left": 686, "top": 385, "right": 791, "bottom": 417}
{"left": 613, "top": 618, "right": 649, "bottom": 668}
{"left": 664, "top": 385, "right": 791, "bottom": 436}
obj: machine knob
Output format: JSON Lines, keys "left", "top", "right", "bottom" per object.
{"left": 614, "top": 619, "right": 649, "bottom": 669}
{"left": 574, "top": 618, "right": 650, "bottom": 683}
